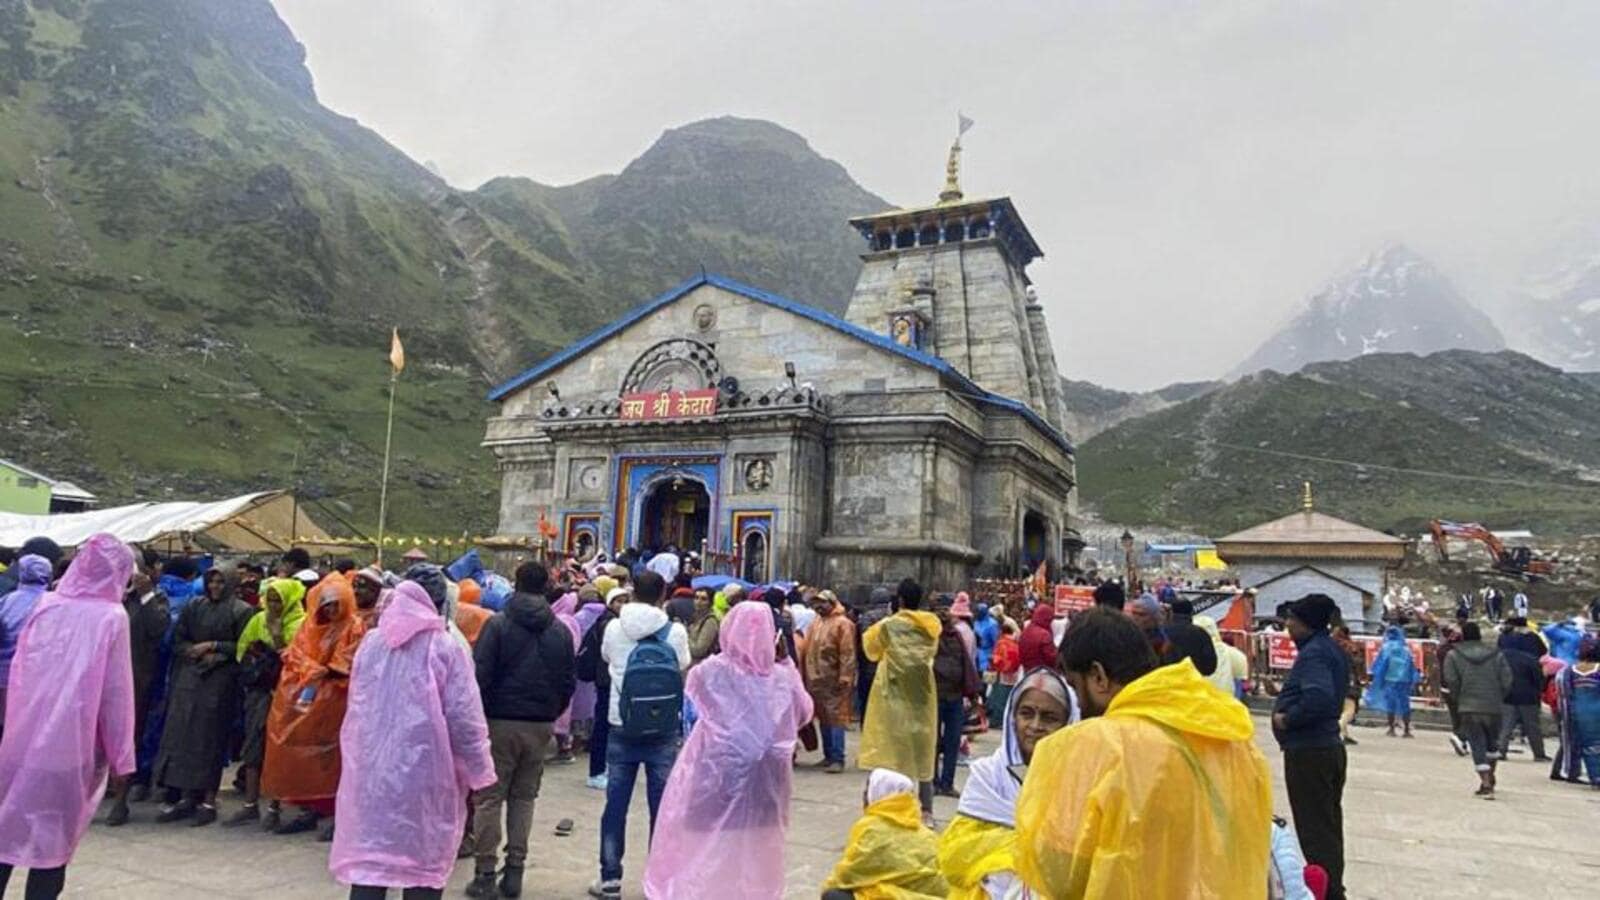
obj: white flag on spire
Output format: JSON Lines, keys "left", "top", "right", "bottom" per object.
{"left": 958, "top": 112, "right": 975, "bottom": 136}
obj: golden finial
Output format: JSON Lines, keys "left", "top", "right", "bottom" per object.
{"left": 1301, "top": 481, "right": 1314, "bottom": 512}
{"left": 939, "top": 113, "right": 975, "bottom": 204}
{"left": 939, "top": 139, "right": 963, "bottom": 204}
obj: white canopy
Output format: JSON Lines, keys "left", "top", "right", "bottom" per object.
{"left": 0, "top": 491, "right": 354, "bottom": 554}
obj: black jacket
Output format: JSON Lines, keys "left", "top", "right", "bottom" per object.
{"left": 1500, "top": 647, "right": 1544, "bottom": 706}
{"left": 473, "top": 591, "right": 576, "bottom": 723}
{"left": 1497, "top": 630, "right": 1545, "bottom": 659}
{"left": 576, "top": 607, "right": 615, "bottom": 695}
{"left": 1272, "top": 629, "right": 1348, "bottom": 750}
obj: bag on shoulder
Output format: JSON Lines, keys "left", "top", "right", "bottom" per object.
{"left": 619, "top": 623, "right": 683, "bottom": 740}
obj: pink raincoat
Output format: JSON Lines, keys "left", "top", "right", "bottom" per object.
{"left": 642, "top": 601, "right": 814, "bottom": 900}
{"left": 0, "top": 533, "right": 136, "bottom": 868}
{"left": 330, "top": 581, "right": 495, "bottom": 890}
{"left": 551, "top": 592, "right": 583, "bottom": 737}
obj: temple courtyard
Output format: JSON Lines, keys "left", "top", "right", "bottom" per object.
{"left": 58, "top": 715, "right": 1599, "bottom": 898}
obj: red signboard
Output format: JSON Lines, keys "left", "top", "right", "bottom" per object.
{"left": 1266, "top": 633, "right": 1298, "bottom": 669}
{"left": 1358, "top": 636, "right": 1430, "bottom": 673}
{"left": 619, "top": 388, "right": 718, "bottom": 421}
{"left": 1054, "top": 584, "right": 1095, "bottom": 616}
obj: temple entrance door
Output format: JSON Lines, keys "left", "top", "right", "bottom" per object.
{"left": 1022, "top": 510, "right": 1049, "bottom": 573}
{"left": 639, "top": 477, "right": 711, "bottom": 554}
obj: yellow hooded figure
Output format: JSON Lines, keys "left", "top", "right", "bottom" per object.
{"left": 857, "top": 603, "right": 941, "bottom": 781}
{"left": 1015, "top": 657, "right": 1272, "bottom": 899}
{"left": 822, "top": 769, "right": 948, "bottom": 900}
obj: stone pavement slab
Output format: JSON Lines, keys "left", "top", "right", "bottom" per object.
{"left": 46, "top": 715, "right": 1600, "bottom": 898}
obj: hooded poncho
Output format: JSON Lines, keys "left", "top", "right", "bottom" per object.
{"left": 0, "top": 553, "right": 54, "bottom": 684}
{"left": 235, "top": 577, "right": 308, "bottom": 662}
{"left": 262, "top": 574, "right": 368, "bottom": 803}
{"left": 822, "top": 769, "right": 948, "bottom": 900}
{"left": 329, "top": 581, "right": 494, "bottom": 889}
{"left": 939, "top": 668, "right": 1079, "bottom": 899}
{"left": 858, "top": 609, "right": 942, "bottom": 781}
{"left": 642, "top": 601, "right": 814, "bottom": 899}
{"left": 0, "top": 533, "right": 136, "bottom": 868}
{"left": 1016, "top": 660, "right": 1272, "bottom": 898}
{"left": 1362, "top": 626, "right": 1419, "bottom": 717}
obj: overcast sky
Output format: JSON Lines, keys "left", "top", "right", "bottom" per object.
{"left": 274, "top": 1, "right": 1600, "bottom": 390}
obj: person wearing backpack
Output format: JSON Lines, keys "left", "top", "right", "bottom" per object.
{"left": 467, "top": 561, "right": 576, "bottom": 898}
{"left": 590, "top": 571, "right": 690, "bottom": 899}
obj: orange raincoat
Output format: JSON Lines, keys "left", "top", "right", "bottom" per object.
{"left": 261, "top": 574, "right": 369, "bottom": 804}
{"left": 454, "top": 578, "right": 493, "bottom": 646}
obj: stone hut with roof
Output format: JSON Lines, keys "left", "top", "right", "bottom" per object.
{"left": 483, "top": 148, "right": 1077, "bottom": 595}
{"left": 1215, "top": 488, "right": 1408, "bottom": 633}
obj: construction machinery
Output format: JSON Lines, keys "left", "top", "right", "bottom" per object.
{"left": 1427, "top": 520, "right": 1557, "bottom": 581}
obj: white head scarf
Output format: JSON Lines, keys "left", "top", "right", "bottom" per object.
{"left": 957, "top": 667, "right": 1079, "bottom": 827}
{"left": 866, "top": 768, "right": 915, "bottom": 805}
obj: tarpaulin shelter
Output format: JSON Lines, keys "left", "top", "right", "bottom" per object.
{"left": 0, "top": 491, "right": 357, "bottom": 555}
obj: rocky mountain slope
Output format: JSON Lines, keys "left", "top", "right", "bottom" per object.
{"left": 1079, "top": 349, "right": 1600, "bottom": 536}
{"left": 1231, "top": 244, "right": 1505, "bottom": 378}
{"left": 1060, "top": 378, "right": 1219, "bottom": 442}
{"left": 0, "top": 0, "right": 885, "bottom": 533}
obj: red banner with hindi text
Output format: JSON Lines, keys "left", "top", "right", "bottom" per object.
{"left": 619, "top": 388, "right": 719, "bottom": 421}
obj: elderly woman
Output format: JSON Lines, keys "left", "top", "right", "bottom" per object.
{"left": 641, "top": 601, "right": 813, "bottom": 900}
{"left": 939, "top": 668, "right": 1079, "bottom": 899}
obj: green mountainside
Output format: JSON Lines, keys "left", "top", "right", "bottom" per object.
{"left": 1077, "top": 350, "right": 1600, "bottom": 536}
{"left": 0, "top": 0, "right": 886, "bottom": 535}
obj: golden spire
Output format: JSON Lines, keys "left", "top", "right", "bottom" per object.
{"left": 939, "top": 138, "right": 963, "bottom": 204}
{"left": 1302, "top": 481, "right": 1315, "bottom": 512}
{"left": 939, "top": 113, "right": 974, "bottom": 204}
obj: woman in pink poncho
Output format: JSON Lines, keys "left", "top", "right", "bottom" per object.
{"left": 330, "top": 580, "right": 495, "bottom": 898}
{"left": 0, "top": 532, "right": 136, "bottom": 898}
{"left": 641, "top": 600, "right": 814, "bottom": 900}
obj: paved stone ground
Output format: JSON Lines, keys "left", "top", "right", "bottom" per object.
{"left": 47, "top": 716, "right": 1600, "bottom": 898}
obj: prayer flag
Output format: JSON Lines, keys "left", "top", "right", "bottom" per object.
{"left": 389, "top": 327, "right": 405, "bottom": 373}
{"left": 538, "top": 511, "right": 558, "bottom": 540}
{"left": 958, "top": 112, "right": 975, "bottom": 136}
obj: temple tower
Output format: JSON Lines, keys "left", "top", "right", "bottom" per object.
{"left": 843, "top": 136, "right": 1066, "bottom": 431}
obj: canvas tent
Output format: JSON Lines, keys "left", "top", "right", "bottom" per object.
{"left": 0, "top": 491, "right": 357, "bottom": 555}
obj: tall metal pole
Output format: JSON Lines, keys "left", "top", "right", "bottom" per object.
{"left": 374, "top": 369, "right": 398, "bottom": 566}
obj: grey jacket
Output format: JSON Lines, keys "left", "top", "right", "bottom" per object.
{"left": 1442, "top": 641, "right": 1513, "bottom": 715}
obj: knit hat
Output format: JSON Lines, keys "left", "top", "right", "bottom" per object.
{"left": 1287, "top": 594, "right": 1338, "bottom": 631}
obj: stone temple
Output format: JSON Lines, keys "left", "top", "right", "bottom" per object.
{"left": 484, "top": 149, "right": 1077, "bottom": 596}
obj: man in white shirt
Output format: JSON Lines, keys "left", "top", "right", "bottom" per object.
{"left": 590, "top": 571, "right": 689, "bottom": 899}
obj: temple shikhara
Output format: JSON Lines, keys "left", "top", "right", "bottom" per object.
{"left": 484, "top": 139, "right": 1077, "bottom": 596}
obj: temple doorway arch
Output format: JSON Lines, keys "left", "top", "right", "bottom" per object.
{"left": 635, "top": 475, "right": 711, "bottom": 554}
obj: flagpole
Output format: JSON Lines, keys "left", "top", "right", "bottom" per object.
{"left": 375, "top": 367, "right": 398, "bottom": 566}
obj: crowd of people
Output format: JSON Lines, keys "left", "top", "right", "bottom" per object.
{"left": 1, "top": 532, "right": 1598, "bottom": 898}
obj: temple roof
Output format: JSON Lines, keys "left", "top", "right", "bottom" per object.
{"left": 1216, "top": 510, "right": 1407, "bottom": 562}
{"left": 847, "top": 196, "right": 1043, "bottom": 265}
{"left": 485, "top": 272, "right": 1072, "bottom": 453}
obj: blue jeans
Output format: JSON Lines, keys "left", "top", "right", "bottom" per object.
{"left": 598, "top": 733, "right": 679, "bottom": 882}
{"left": 821, "top": 725, "right": 846, "bottom": 764}
{"left": 588, "top": 691, "right": 611, "bottom": 778}
{"left": 935, "top": 698, "right": 965, "bottom": 791}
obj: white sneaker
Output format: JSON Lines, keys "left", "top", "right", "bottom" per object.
{"left": 586, "top": 774, "right": 608, "bottom": 791}
{"left": 1448, "top": 734, "right": 1468, "bottom": 757}
{"left": 588, "top": 879, "right": 621, "bottom": 899}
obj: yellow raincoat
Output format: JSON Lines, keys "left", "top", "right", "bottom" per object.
{"left": 858, "top": 609, "right": 941, "bottom": 780}
{"left": 1015, "top": 659, "right": 1272, "bottom": 899}
{"left": 938, "top": 815, "right": 1014, "bottom": 900}
{"left": 822, "top": 791, "right": 948, "bottom": 900}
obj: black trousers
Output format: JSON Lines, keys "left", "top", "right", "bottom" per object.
{"left": 1497, "top": 703, "right": 1546, "bottom": 758}
{"left": 0, "top": 864, "right": 67, "bottom": 900}
{"left": 1284, "top": 744, "right": 1347, "bottom": 900}
{"left": 348, "top": 887, "right": 442, "bottom": 900}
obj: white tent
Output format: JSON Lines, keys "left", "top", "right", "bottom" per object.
{"left": 0, "top": 491, "right": 356, "bottom": 554}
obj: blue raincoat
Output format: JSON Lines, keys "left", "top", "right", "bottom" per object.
{"left": 1362, "top": 626, "right": 1418, "bottom": 717}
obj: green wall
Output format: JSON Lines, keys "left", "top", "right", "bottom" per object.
{"left": 0, "top": 464, "right": 54, "bottom": 515}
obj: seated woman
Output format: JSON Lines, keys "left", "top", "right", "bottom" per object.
{"left": 821, "top": 769, "right": 947, "bottom": 900}
{"left": 938, "top": 668, "right": 1079, "bottom": 900}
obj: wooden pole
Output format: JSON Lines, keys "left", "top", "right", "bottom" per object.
{"left": 374, "top": 369, "right": 398, "bottom": 566}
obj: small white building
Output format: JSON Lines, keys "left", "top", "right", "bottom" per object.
{"left": 1215, "top": 500, "right": 1407, "bottom": 634}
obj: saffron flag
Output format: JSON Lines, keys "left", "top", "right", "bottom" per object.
{"left": 958, "top": 112, "right": 974, "bottom": 136}
{"left": 389, "top": 328, "right": 405, "bottom": 374}
{"left": 537, "top": 511, "right": 558, "bottom": 541}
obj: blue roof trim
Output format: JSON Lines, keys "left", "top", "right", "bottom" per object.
{"left": 487, "top": 272, "right": 1073, "bottom": 454}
